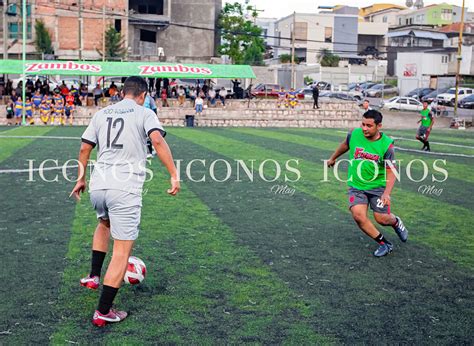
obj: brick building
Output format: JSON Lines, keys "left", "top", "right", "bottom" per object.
{"left": 1, "top": 0, "right": 221, "bottom": 62}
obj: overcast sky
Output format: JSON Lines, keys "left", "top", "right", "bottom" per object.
{"left": 223, "top": 1, "right": 469, "bottom": 19}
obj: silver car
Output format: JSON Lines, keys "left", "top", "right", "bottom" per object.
{"left": 364, "top": 84, "right": 398, "bottom": 98}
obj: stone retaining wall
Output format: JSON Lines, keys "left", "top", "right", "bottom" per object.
{"left": 0, "top": 99, "right": 361, "bottom": 128}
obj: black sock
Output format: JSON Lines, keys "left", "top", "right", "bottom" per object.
{"left": 392, "top": 216, "right": 399, "bottom": 229}
{"left": 90, "top": 250, "right": 106, "bottom": 278}
{"left": 97, "top": 285, "right": 119, "bottom": 315}
{"left": 374, "top": 233, "right": 389, "bottom": 245}
{"left": 426, "top": 142, "right": 430, "bottom": 151}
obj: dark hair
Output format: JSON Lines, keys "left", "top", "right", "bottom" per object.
{"left": 122, "top": 76, "right": 148, "bottom": 97}
{"left": 363, "top": 99, "right": 370, "bottom": 104}
{"left": 363, "top": 109, "right": 383, "bottom": 124}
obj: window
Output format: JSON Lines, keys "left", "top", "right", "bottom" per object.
{"left": 441, "top": 9, "right": 452, "bottom": 20}
{"left": 399, "top": 18, "right": 402, "bottom": 25}
{"left": 441, "top": 55, "right": 449, "bottom": 63}
{"left": 383, "top": 16, "right": 387, "bottom": 23}
{"left": 409, "top": 99, "right": 420, "bottom": 105}
{"left": 115, "top": 19, "right": 121, "bottom": 33}
{"left": 324, "top": 27, "right": 332, "bottom": 43}
{"left": 8, "top": 22, "right": 18, "bottom": 39}
{"left": 140, "top": 29, "right": 156, "bottom": 43}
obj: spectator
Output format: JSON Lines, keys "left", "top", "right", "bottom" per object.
{"left": 41, "top": 80, "right": 50, "bottom": 96}
{"left": 277, "top": 87, "right": 287, "bottom": 108}
{"left": 70, "top": 85, "right": 79, "bottom": 104}
{"left": 312, "top": 85, "right": 319, "bottom": 109}
{"left": 109, "top": 82, "right": 119, "bottom": 103}
{"left": 60, "top": 82, "right": 69, "bottom": 97}
{"left": 79, "top": 83, "right": 88, "bottom": 106}
{"left": 35, "top": 78, "right": 42, "bottom": 91}
{"left": 25, "top": 97, "right": 34, "bottom": 125}
{"left": 189, "top": 87, "right": 197, "bottom": 106}
{"left": 177, "top": 86, "right": 186, "bottom": 107}
{"left": 195, "top": 94, "right": 204, "bottom": 116}
{"left": 10, "top": 90, "right": 18, "bottom": 103}
{"left": 32, "top": 90, "right": 43, "bottom": 115}
{"left": 6, "top": 79, "right": 13, "bottom": 96}
{"left": 6, "top": 102, "right": 14, "bottom": 126}
{"left": 92, "top": 84, "right": 103, "bottom": 106}
{"left": 219, "top": 87, "right": 227, "bottom": 108}
{"left": 161, "top": 88, "right": 169, "bottom": 107}
{"left": 208, "top": 88, "right": 216, "bottom": 107}
{"left": 362, "top": 99, "right": 372, "bottom": 111}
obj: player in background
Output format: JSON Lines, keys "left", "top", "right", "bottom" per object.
{"left": 39, "top": 99, "right": 51, "bottom": 125}
{"left": 32, "top": 90, "right": 43, "bottom": 118}
{"left": 416, "top": 101, "right": 434, "bottom": 152}
{"left": 277, "top": 87, "right": 287, "bottom": 108}
{"left": 65, "top": 91, "right": 76, "bottom": 126}
{"left": 327, "top": 110, "right": 408, "bottom": 257}
{"left": 25, "top": 97, "right": 34, "bottom": 125}
{"left": 70, "top": 76, "right": 180, "bottom": 327}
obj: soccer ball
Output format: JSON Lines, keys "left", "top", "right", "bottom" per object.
{"left": 124, "top": 256, "right": 147, "bottom": 285}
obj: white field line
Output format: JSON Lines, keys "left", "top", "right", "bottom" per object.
{"left": 0, "top": 135, "right": 81, "bottom": 140}
{"left": 0, "top": 165, "right": 79, "bottom": 174}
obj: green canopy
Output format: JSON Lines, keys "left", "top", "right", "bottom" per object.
{"left": 0, "top": 59, "right": 256, "bottom": 79}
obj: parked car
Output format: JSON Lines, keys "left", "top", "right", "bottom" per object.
{"left": 356, "top": 82, "right": 376, "bottom": 92}
{"left": 458, "top": 94, "right": 474, "bottom": 109}
{"left": 251, "top": 83, "right": 282, "bottom": 98}
{"left": 252, "top": 84, "right": 304, "bottom": 99}
{"left": 320, "top": 92, "right": 358, "bottom": 102}
{"left": 405, "top": 87, "right": 435, "bottom": 100}
{"left": 420, "top": 87, "right": 450, "bottom": 103}
{"left": 382, "top": 97, "right": 423, "bottom": 112}
{"left": 436, "top": 87, "right": 474, "bottom": 106}
{"left": 363, "top": 84, "right": 398, "bottom": 97}
{"left": 297, "top": 87, "right": 314, "bottom": 100}
{"left": 310, "top": 81, "right": 332, "bottom": 91}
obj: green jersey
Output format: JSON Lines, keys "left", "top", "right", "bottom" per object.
{"left": 420, "top": 108, "right": 432, "bottom": 127}
{"left": 347, "top": 128, "right": 394, "bottom": 190}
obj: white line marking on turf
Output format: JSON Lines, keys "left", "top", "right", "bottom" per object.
{"left": 0, "top": 135, "right": 80, "bottom": 140}
{"left": 0, "top": 165, "right": 78, "bottom": 174}
{"left": 392, "top": 137, "right": 474, "bottom": 149}
{"left": 394, "top": 147, "right": 474, "bottom": 158}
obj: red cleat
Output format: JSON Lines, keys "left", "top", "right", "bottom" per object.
{"left": 92, "top": 308, "right": 128, "bottom": 327}
{"left": 80, "top": 275, "right": 100, "bottom": 290}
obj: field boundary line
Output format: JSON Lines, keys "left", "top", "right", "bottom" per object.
{"left": 0, "top": 135, "right": 80, "bottom": 140}
{"left": 0, "top": 165, "right": 78, "bottom": 174}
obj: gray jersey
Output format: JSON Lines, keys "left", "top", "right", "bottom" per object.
{"left": 82, "top": 98, "right": 165, "bottom": 195}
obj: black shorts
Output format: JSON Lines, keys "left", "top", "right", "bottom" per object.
{"left": 6, "top": 113, "right": 13, "bottom": 119}
{"left": 417, "top": 126, "right": 429, "bottom": 138}
{"left": 348, "top": 187, "right": 390, "bottom": 214}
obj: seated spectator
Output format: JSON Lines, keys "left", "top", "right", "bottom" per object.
{"left": 177, "top": 86, "right": 186, "bottom": 107}
{"left": 219, "top": 87, "right": 227, "bottom": 107}
{"left": 79, "top": 83, "right": 88, "bottom": 106}
{"left": 161, "top": 88, "right": 169, "bottom": 107}
{"left": 195, "top": 95, "right": 204, "bottom": 116}
{"left": 93, "top": 84, "right": 103, "bottom": 106}
{"left": 208, "top": 88, "right": 216, "bottom": 107}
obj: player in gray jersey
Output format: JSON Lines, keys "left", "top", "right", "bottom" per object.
{"left": 70, "top": 76, "right": 180, "bottom": 327}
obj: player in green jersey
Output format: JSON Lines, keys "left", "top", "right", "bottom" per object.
{"left": 416, "top": 101, "right": 434, "bottom": 152}
{"left": 327, "top": 109, "right": 408, "bottom": 257}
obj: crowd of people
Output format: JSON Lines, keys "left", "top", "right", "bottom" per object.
{"left": 3, "top": 79, "right": 81, "bottom": 126}
{"left": 1, "top": 77, "right": 238, "bottom": 125}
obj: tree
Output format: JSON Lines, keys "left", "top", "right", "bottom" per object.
{"left": 34, "top": 20, "right": 53, "bottom": 55}
{"left": 319, "top": 49, "right": 340, "bottom": 67}
{"left": 218, "top": 2, "right": 265, "bottom": 65}
{"left": 98, "top": 26, "right": 126, "bottom": 61}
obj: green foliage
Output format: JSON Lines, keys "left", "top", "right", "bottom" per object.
{"left": 99, "top": 26, "right": 126, "bottom": 61}
{"left": 279, "top": 53, "right": 292, "bottom": 63}
{"left": 34, "top": 19, "right": 53, "bottom": 55}
{"left": 304, "top": 76, "right": 314, "bottom": 85}
{"left": 318, "top": 49, "right": 340, "bottom": 67}
{"left": 385, "top": 78, "right": 398, "bottom": 87}
{"left": 218, "top": 2, "right": 266, "bottom": 65}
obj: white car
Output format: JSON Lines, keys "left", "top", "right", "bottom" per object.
{"left": 436, "top": 87, "right": 473, "bottom": 106}
{"left": 382, "top": 97, "right": 423, "bottom": 112}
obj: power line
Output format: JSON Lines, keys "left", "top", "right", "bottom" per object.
{"left": 32, "top": 2, "right": 433, "bottom": 50}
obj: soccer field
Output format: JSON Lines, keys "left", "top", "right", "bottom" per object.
{"left": 0, "top": 126, "right": 473, "bottom": 344}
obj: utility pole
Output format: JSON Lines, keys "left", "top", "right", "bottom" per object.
{"left": 102, "top": 4, "right": 105, "bottom": 61}
{"left": 21, "top": 0, "right": 26, "bottom": 125}
{"left": 2, "top": 0, "right": 8, "bottom": 60}
{"left": 78, "top": 0, "right": 82, "bottom": 60}
{"left": 291, "top": 11, "right": 296, "bottom": 89}
{"left": 454, "top": 0, "right": 465, "bottom": 116}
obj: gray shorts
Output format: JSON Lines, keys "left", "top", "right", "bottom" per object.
{"left": 90, "top": 189, "right": 142, "bottom": 240}
{"left": 417, "top": 126, "right": 429, "bottom": 138}
{"left": 348, "top": 187, "right": 390, "bottom": 214}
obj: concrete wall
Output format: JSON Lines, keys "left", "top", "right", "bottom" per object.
{"left": 333, "top": 16, "right": 358, "bottom": 55}
{"left": 0, "top": 100, "right": 360, "bottom": 128}
{"left": 156, "top": 0, "right": 219, "bottom": 60}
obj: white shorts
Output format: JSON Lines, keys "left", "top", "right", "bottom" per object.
{"left": 90, "top": 189, "right": 142, "bottom": 240}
